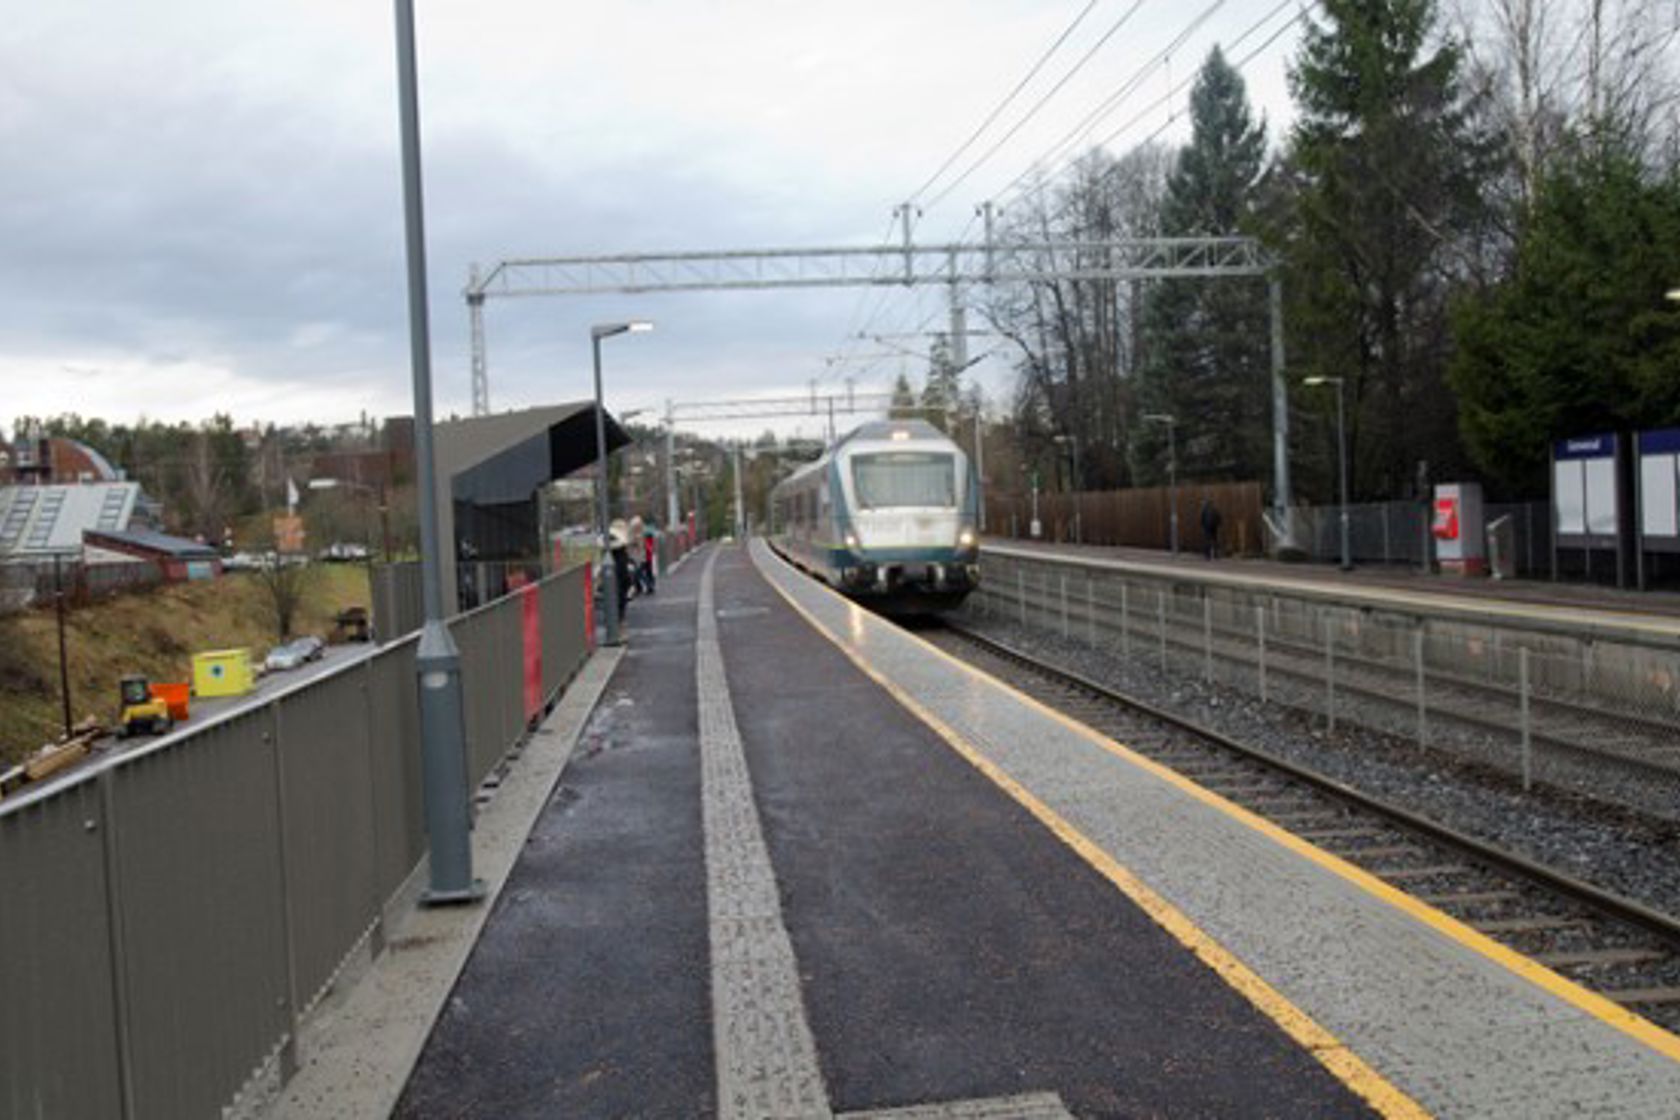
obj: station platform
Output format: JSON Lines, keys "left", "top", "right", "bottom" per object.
{"left": 985, "top": 538, "right": 1680, "bottom": 645}
{"left": 304, "top": 541, "right": 1680, "bottom": 1118}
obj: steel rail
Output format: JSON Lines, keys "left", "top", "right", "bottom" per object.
{"left": 938, "top": 620, "right": 1680, "bottom": 951}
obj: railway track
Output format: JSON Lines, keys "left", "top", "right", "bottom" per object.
{"left": 925, "top": 618, "right": 1680, "bottom": 1033}
{"left": 983, "top": 578, "right": 1680, "bottom": 781}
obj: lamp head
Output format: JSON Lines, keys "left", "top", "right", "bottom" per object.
{"left": 1302, "top": 376, "right": 1341, "bottom": 387}
{"left": 591, "top": 320, "right": 655, "bottom": 341}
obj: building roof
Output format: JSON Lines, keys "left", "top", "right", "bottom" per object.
{"left": 83, "top": 528, "right": 218, "bottom": 559}
{"left": 0, "top": 482, "right": 139, "bottom": 557}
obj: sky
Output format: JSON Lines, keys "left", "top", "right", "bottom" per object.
{"left": 0, "top": 1, "right": 1307, "bottom": 443}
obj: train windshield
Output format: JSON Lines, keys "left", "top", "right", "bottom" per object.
{"left": 851, "top": 452, "right": 956, "bottom": 509}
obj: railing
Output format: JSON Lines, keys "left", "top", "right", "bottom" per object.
{"left": 976, "top": 549, "right": 1680, "bottom": 807}
{"left": 0, "top": 563, "right": 592, "bottom": 1120}
{"left": 1266, "top": 499, "right": 1552, "bottom": 575}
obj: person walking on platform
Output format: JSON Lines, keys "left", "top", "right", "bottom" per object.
{"left": 1200, "top": 499, "right": 1222, "bottom": 560}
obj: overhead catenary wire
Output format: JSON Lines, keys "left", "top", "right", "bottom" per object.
{"left": 909, "top": 0, "right": 1105, "bottom": 205}
{"left": 994, "top": 0, "right": 1286, "bottom": 211}
{"left": 924, "top": 0, "right": 1148, "bottom": 211}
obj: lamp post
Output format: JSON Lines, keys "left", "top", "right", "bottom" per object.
{"left": 393, "top": 0, "right": 481, "bottom": 905}
{"left": 1143, "top": 413, "right": 1178, "bottom": 555}
{"left": 1053, "top": 433, "right": 1082, "bottom": 542}
{"left": 1304, "top": 376, "right": 1351, "bottom": 571}
{"left": 591, "top": 321, "right": 652, "bottom": 647}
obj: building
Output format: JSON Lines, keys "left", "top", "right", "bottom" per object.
{"left": 82, "top": 529, "right": 221, "bottom": 582}
{"left": 0, "top": 433, "right": 124, "bottom": 486}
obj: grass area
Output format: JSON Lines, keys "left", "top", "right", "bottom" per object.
{"left": 0, "top": 564, "right": 370, "bottom": 768}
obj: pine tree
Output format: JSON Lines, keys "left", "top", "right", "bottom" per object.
{"left": 1132, "top": 48, "right": 1270, "bottom": 487}
{"left": 1450, "top": 147, "right": 1680, "bottom": 493}
{"left": 920, "top": 334, "right": 962, "bottom": 433}
{"left": 1278, "top": 0, "right": 1490, "bottom": 499}
{"left": 889, "top": 373, "right": 919, "bottom": 419}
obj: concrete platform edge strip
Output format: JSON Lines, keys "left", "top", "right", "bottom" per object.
{"left": 261, "top": 646, "right": 625, "bottom": 1120}
{"left": 697, "top": 547, "right": 833, "bottom": 1118}
{"left": 932, "top": 556, "right": 1680, "bottom": 1067}
{"left": 751, "top": 541, "right": 1435, "bottom": 1119}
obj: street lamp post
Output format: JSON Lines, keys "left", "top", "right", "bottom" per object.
{"left": 1054, "top": 433, "right": 1082, "bottom": 542}
{"left": 308, "top": 477, "right": 392, "bottom": 560}
{"left": 393, "top": 0, "right": 481, "bottom": 905}
{"left": 591, "top": 321, "right": 652, "bottom": 647}
{"left": 1304, "top": 376, "right": 1351, "bottom": 571}
{"left": 1143, "top": 414, "right": 1178, "bottom": 555}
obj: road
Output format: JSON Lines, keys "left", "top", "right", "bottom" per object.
{"left": 11, "top": 641, "right": 380, "bottom": 804}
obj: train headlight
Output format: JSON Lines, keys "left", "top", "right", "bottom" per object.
{"left": 844, "top": 530, "right": 860, "bottom": 551}
{"left": 957, "top": 527, "right": 977, "bottom": 550}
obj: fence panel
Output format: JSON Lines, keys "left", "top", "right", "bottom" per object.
{"left": 109, "top": 710, "right": 291, "bottom": 1120}
{"left": 274, "top": 669, "right": 380, "bottom": 1015}
{"left": 366, "top": 640, "right": 425, "bottom": 903}
{"left": 0, "top": 561, "right": 594, "bottom": 1119}
{"left": 0, "top": 781, "right": 124, "bottom": 1120}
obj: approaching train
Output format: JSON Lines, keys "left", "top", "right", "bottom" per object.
{"left": 770, "top": 419, "right": 980, "bottom": 611}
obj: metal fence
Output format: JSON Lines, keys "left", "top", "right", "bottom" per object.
{"left": 975, "top": 550, "right": 1680, "bottom": 800}
{"left": 1265, "top": 499, "right": 1552, "bottom": 575}
{"left": 0, "top": 562, "right": 593, "bottom": 1120}
{"left": 0, "top": 557, "right": 165, "bottom": 614}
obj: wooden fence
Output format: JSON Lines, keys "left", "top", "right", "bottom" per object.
{"left": 985, "top": 480, "right": 1265, "bottom": 556}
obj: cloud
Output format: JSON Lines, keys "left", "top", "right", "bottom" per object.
{"left": 0, "top": 1, "right": 1304, "bottom": 432}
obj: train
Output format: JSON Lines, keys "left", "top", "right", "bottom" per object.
{"left": 769, "top": 419, "right": 980, "bottom": 611}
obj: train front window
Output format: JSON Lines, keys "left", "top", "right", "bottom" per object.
{"left": 851, "top": 452, "right": 956, "bottom": 509}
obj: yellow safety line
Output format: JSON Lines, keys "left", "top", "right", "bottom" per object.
{"left": 755, "top": 543, "right": 1680, "bottom": 1069}
{"left": 750, "top": 550, "right": 1430, "bottom": 1119}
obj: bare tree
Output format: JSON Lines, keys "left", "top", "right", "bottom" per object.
{"left": 182, "top": 430, "right": 229, "bottom": 542}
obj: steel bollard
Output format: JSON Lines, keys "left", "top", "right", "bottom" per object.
{"left": 1203, "top": 593, "right": 1214, "bottom": 683}
{"left": 1520, "top": 646, "right": 1532, "bottom": 791}
{"left": 1414, "top": 626, "right": 1428, "bottom": 747}
{"left": 1120, "top": 582, "right": 1130, "bottom": 658}
{"left": 1158, "top": 590, "right": 1168, "bottom": 672}
{"left": 1325, "top": 615, "right": 1337, "bottom": 733}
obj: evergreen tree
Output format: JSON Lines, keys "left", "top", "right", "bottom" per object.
{"left": 889, "top": 373, "right": 919, "bottom": 419}
{"left": 920, "top": 334, "right": 963, "bottom": 433}
{"left": 1278, "top": 0, "right": 1490, "bottom": 499}
{"left": 1132, "top": 48, "right": 1270, "bottom": 487}
{"left": 1450, "top": 147, "right": 1680, "bottom": 493}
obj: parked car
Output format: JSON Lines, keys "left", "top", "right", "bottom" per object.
{"left": 222, "top": 551, "right": 263, "bottom": 572}
{"left": 320, "top": 542, "right": 371, "bottom": 563}
{"left": 264, "top": 636, "right": 325, "bottom": 672}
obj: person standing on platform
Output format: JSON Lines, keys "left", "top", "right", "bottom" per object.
{"left": 642, "top": 522, "right": 658, "bottom": 595}
{"left": 609, "top": 519, "right": 633, "bottom": 619}
{"left": 1201, "top": 499, "right": 1222, "bottom": 560}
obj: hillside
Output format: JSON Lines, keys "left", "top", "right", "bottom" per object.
{"left": 0, "top": 565, "right": 370, "bottom": 767}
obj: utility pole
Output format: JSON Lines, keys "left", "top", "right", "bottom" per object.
{"left": 732, "top": 443, "right": 746, "bottom": 539}
{"left": 664, "top": 400, "right": 678, "bottom": 531}
{"left": 973, "top": 389, "right": 986, "bottom": 533}
{"left": 54, "top": 556, "right": 72, "bottom": 739}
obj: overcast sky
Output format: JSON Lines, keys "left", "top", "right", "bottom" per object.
{"left": 0, "top": 1, "right": 1305, "bottom": 442}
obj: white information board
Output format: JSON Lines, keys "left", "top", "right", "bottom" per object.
{"left": 1642, "top": 453, "right": 1679, "bottom": 538}
{"left": 1585, "top": 457, "right": 1618, "bottom": 535}
{"left": 1554, "top": 459, "right": 1585, "bottom": 534}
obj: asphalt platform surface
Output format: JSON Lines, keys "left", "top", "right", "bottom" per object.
{"left": 397, "top": 546, "right": 1375, "bottom": 1117}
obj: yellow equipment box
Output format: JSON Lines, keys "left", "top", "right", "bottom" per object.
{"left": 192, "top": 648, "right": 255, "bottom": 698}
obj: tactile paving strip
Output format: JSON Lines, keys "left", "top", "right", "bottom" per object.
{"left": 698, "top": 549, "right": 833, "bottom": 1118}
{"left": 753, "top": 540, "right": 1680, "bottom": 1120}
